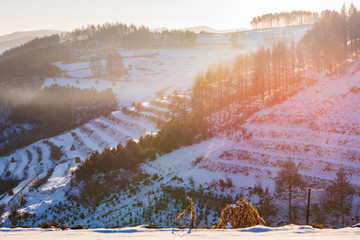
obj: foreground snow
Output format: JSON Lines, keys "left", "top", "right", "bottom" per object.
{"left": 0, "top": 225, "right": 359, "bottom": 240}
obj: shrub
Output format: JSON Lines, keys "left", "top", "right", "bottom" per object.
{"left": 151, "top": 173, "right": 159, "bottom": 181}
{"left": 9, "top": 206, "right": 20, "bottom": 226}
{"left": 50, "top": 145, "right": 63, "bottom": 161}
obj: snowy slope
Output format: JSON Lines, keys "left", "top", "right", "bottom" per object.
{"left": 2, "top": 59, "right": 358, "bottom": 228}
{"left": 2, "top": 26, "right": 356, "bottom": 228}
{"left": 53, "top": 60, "right": 359, "bottom": 228}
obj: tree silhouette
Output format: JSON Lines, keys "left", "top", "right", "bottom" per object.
{"left": 251, "top": 11, "right": 318, "bottom": 29}
{"left": 106, "top": 52, "right": 126, "bottom": 79}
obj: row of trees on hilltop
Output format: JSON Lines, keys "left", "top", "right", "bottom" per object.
{"left": 66, "top": 22, "right": 197, "bottom": 48}
{"left": 299, "top": 4, "right": 360, "bottom": 75}
{"left": 251, "top": 11, "right": 319, "bottom": 29}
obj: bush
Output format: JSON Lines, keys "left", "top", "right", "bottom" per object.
{"left": 151, "top": 173, "right": 159, "bottom": 181}
{"left": 50, "top": 145, "right": 63, "bottom": 161}
{"left": 9, "top": 206, "right": 20, "bottom": 226}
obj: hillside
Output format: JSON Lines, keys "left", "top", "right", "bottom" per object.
{"left": 1, "top": 55, "right": 359, "bottom": 228}
{"left": 0, "top": 19, "right": 359, "bottom": 230}
{"left": 0, "top": 30, "right": 65, "bottom": 50}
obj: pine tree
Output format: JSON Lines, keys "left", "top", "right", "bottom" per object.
{"left": 257, "top": 188, "right": 278, "bottom": 224}
{"left": 326, "top": 168, "right": 355, "bottom": 227}
{"left": 275, "top": 160, "right": 303, "bottom": 223}
{"left": 106, "top": 52, "right": 126, "bottom": 79}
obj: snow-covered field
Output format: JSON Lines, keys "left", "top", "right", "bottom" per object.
{"left": 1, "top": 225, "right": 359, "bottom": 240}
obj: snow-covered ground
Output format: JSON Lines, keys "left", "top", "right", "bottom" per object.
{"left": 1, "top": 225, "right": 359, "bottom": 240}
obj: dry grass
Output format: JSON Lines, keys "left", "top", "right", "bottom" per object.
{"left": 215, "top": 199, "right": 266, "bottom": 229}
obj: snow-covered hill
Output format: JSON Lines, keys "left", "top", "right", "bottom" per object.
{"left": 1, "top": 26, "right": 358, "bottom": 228}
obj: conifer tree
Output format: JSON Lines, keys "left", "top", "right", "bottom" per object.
{"left": 326, "top": 168, "right": 355, "bottom": 227}
{"left": 275, "top": 160, "right": 303, "bottom": 223}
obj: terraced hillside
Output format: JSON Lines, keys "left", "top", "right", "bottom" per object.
{"left": 1, "top": 27, "right": 358, "bottom": 228}
{"left": 0, "top": 98, "right": 168, "bottom": 206}
{"left": 2, "top": 60, "right": 357, "bottom": 228}
{"left": 79, "top": 61, "right": 360, "bottom": 228}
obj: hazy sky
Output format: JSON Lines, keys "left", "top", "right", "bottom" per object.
{"left": 0, "top": 0, "right": 359, "bottom": 35}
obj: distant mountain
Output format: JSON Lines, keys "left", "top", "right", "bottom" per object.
{"left": 181, "top": 25, "right": 218, "bottom": 33}
{"left": 154, "top": 25, "right": 250, "bottom": 34}
{"left": 0, "top": 29, "right": 66, "bottom": 48}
